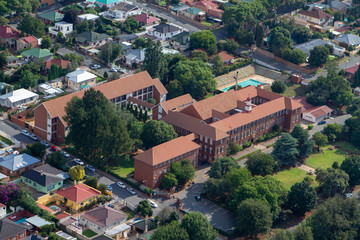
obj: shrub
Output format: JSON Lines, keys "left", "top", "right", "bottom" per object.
{"left": 243, "top": 141, "right": 252, "bottom": 149}
{"left": 308, "top": 124, "right": 314, "bottom": 130}
{"left": 227, "top": 142, "right": 243, "bottom": 156}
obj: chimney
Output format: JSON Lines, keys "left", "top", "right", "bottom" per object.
{"left": 245, "top": 96, "right": 252, "bottom": 112}
{"left": 40, "top": 170, "right": 44, "bottom": 176}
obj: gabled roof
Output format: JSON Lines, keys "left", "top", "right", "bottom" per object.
{"left": 81, "top": 206, "right": 126, "bottom": 227}
{"left": 294, "top": 39, "right": 328, "bottom": 55}
{"left": 193, "top": 0, "right": 219, "bottom": 10}
{"left": 182, "top": 7, "right": 205, "bottom": 15}
{"left": 153, "top": 24, "right": 181, "bottom": 33}
{"left": 45, "top": 58, "right": 70, "bottom": 69}
{"left": 336, "top": 33, "right": 360, "bottom": 45}
{"left": 133, "top": 13, "right": 159, "bottom": 24}
{"left": 217, "top": 51, "right": 234, "bottom": 62}
{"left": 125, "top": 49, "right": 145, "bottom": 61}
{"left": 55, "top": 184, "right": 100, "bottom": 203}
{"left": 19, "top": 36, "right": 37, "bottom": 45}
{"left": 109, "top": 2, "right": 138, "bottom": 11}
{"left": 0, "top": 153, "right": 40, "bottom": 171}
{"left": 22, "top": 168, "right": 63, "bottom": 187}
{"left": 135, "top": 134, "right": 200, "bottom": 166}
{"left": 160, "top": 94, "right": 195, "bottom": 114}
{"left": 0, "top": 88, "right": 38, "bottom": 103}
{"left": 345, "top": 64, "right": 359, "bottom": 74}
{"left": 328, "top": 0, "right": 351, "bottom": 10}
{"left": 298, "top": 9, "right": 332, "bottom": 19}
{"left": 38, "top": 10, "right": 64, "bottom": 22}
{"left": 21, "top": 48, "right": 53, "bottom": 59}
{"left": 0, "top": 26, "right": 20, "bottom": 39}
{"left": 66, "top": 69, "right": 97, "bottom": 83}
{"left": 0, "top": 218, "right": 30, "bottom": 240}
{"left": 117, "top": 34, "right": 138, "bottom": 41}
{"left": 170, "top": 31, "right": 191, "bottom": 44}
{"left": 75, "top": 31, "right": 109, "bottom": 43}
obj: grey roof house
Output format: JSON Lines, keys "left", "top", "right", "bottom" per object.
{"left": 328, "top": 0, "right": 351, "bottom": 11}
{"left": 335, "top": 33, "right": 360, "bottom": 48}
{"left": 148, "top": 23, "right": 182, "bottom": 41}
{"left": 294, "top": 39, "right": 329, "bottom": 56}
{"left": 169, "top": 31, "right": 191, "bottom": 51}
{"left": 124, "top": 49, "right": 145, "bottom": 66}
{"left": 0, "top": 218, "right": 31, "bottom": 240}
{"left": 75, "top": 31, "right": 109, "bottom": 47}
{"left": 0, "top": 153, "right": 41, "bottom": 177}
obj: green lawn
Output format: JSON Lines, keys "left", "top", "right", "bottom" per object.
{"left": 159, "top": 0, "right": 166, "bottom": 6}
{"left": 305, "top": 145, "right": 347, "bottom": 170}
{"left": 273, "top": 168, "right": 317, "bottom": 190}
{"left": 108, "top": 156, "right": 134, "bottom": 178}
{"left": 83, "top": 229, "right": 97, "bottom": 238}
{"left": 334, "top": 141, "right": 360, "bottom": 154}
{"left": 96, "top": 76, "right": 105, "bottom": 83}
{"left": 201, "top": 21, "right": 214, "bottom": 27}
{"left": 0, "top": 135, "right": 13, "bottom": 145}
{"left": 122, "top": 207, "right": 137, "bottom": 220}
{"left": 282, "top": 83, "right": 306, "bottom": 98}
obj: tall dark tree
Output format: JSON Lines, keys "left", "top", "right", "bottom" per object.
{"left": 140, "top": 120, "right": 177, "bottom": 149}
{"left": 294, "top": 224, "right": 314, "bottom": 240}
{"left": 152, "top": 222, "right": 189, "bottom": 240}
{"left": 287, "top": 180, "right": 317, "bottom": 215}
{"left": 190, "top": 30, "right": 217, "bottom": 55}
{"left": 181, "top": 212, "right": 217, "bottom": 240}
{"left": 18, "top": 14, "right": 45, "bottom": 37}
{"left": 245, "top": 152, "right": 275, "bottom": 176}
{"left": 99, "top": 42, "right": 122, "bottom": 64}
{"left": 272, "top": 133, "right": 299, "bottom": 166}
{"left": 255, "top": 24, "right": 265, "bottom": 47}
{"left": 291, "top": 124, "right": 314, "bottom": 159}
{"left": 171, "top": 159, "right": 195, "bottom": 186}
{"left": 308, "top": 45, "right": 330, "bottom": 67}
{"left": 63, "top": 9, "right": 79, "bottom": 25}
{"left": 208, "top": 157, "right": 239, "bottom": 179}
{"left": 340, "top": 155, "right": 360, "bottom": 186}
{"left": 144, "top": 40, "right": 166, "bottom": 79}
{"left": 271, "top": 80, "right": 286, "bottom": 94}
{"left": 315, "top": 168, "right": 349, "bottom": 198}
{"left": 291, "top": 27, "right": 311, "bottom": 44}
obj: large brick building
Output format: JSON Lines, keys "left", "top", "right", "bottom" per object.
{"left": 162, "top": 86, "right": 302, "bottom": 164}
{"left": 33, "top": 71, "right": 167, "bottom": 143}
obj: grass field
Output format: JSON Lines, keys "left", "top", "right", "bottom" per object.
{"left": 0, "top": 135, "right": 13, "bottom": 145}
{"left": 109, "top": 157, "right": 134, "bottom": 178}
{"left": 305, "top": 145, "right": 347, "bottom": 170}
{"left": 96, "top": 76, "right": 105, "bottom": 83}
{"left": 273, "top": 168, "right": 317, "bottom": 190}
{"left": 201, "top": 21, "right": 214, "bottom": 26}
{"left": 334, "top": 141, "right": 360, "bottom": 153}
{"left": 282, "top": 83, "right": 306, "bottom": 98}
{"left": 83, "top": 229, "right": 97, "bottom": 238}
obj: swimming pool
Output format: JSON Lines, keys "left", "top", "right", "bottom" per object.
{"left": 49, "top": 205, "right": 61, "bottom": 211}
{"left": 15, "top": 217, "right": 28, "bottom": 224}
{"left": 221, "top": 79, "right": 263, "bottom": 92}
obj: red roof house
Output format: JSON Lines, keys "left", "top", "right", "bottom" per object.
{"left": 294, "top": 96, "right": 333, "bottom": 123}
{"left": 216, "top": 51, "right": 235, "bottom": 64}
{"left": 192, "top": 0, "right": 223, "bottom": 18}
{"left": 45, "top": 58, "right": 70, "bottom": 70}
{"left": 345, "top": 64, "right": 359, "bottom": 79}
{"left": 17, "top": 36, "right": 38, "bottom": 51}
{"left": 0, "top": 26, "right": 20, "bottom": 49}
{"left": 133, "top": 13, "right": 159, "bottom": 26}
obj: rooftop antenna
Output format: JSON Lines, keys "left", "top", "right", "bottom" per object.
{"left": 234, "top": 71, "right": 239, "bottom": 91}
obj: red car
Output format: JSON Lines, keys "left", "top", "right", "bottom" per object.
{"left": 51, "top": 146, "right": 60, "bottom": 151}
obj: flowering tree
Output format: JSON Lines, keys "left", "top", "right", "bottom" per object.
{"left": 0, "top": 183, "right": 19, "bottom": 204}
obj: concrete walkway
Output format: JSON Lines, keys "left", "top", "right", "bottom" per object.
{"left": 231, "top": 137, "right": 279, "bottom": 161}
{"left": 297, "top": 164, "right": 316, "bottom": 174}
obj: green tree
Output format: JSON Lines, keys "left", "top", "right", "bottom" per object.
{"left": 323, "top": 123, "right": 343, "bottom": 141}
{"left": 294, "top": 224, "right": 313, "bottom": 240}
{"left": 271, "top": 80, "right": 286, "bottom": 94}
{"left": 246, "top": 152, "right": 275, "bottom": 176}
{"left": 255, "top": 24, "right": 265, "bottom": 47}
{"left": 161, "top": 173, "right": 178, "bottom": 190}
{"left": 0, "top": 53, "right": 6, "bottom": 69}
{"left": 19, "top": 70, "right": 37, "bottom": 89}
{"left": 190, "top": 30, "right": 218, "bottom": 55}
{"left": 76, "top": 19, "right": 90, "bottom": 33}
{"left": 236, "top": 198, "right": 273, "bottom": 237}
{"left": 272, "top": 133, "right": 299, "bottom": 166}
{"left": 312, "top": 132, "right": 328, "bottom": 150}
{"left": 98, "top": 183, "right": 107, "bottom": 194}
{"left": 310, "top": 196, "right": 360, "bottom": 240}
{"left": 28, "top": 142, "right": 47, "bottom": 159}
{"left": 157, "top": 207, "right": 179, "bottom": 225}
{"left": 224, "top": 39, "right": 239, "bottom": 54}
{"left": 171, "top": 159, "right": 195, "bottom": 186}
{"left": 226, "top": 168, "right": 252, "bottom": 189}
{"left": 191, "top": 50, "right": 208, "bottom": 62}
{"left": 204, "top": 178, "right": 230, "bottom": 201}
{"left": 181, "top": 212, "right": 217, "bottom": 240}
{"left": 134, "top": 37, "right": 147, "bottom": 49}
{"left": 144, "top": 40, "right": 166, "bottom": 79}
{"left": 340, "top": 155, "right": 360, "bottom": 186}
{"left": 48, "top": 151, "right": 66, "bottom": 169}
{"left": 152, "top": 222, "right": 189, "bottom": 240}
{"left": 41, "top": 36, "right": 52, "bottom": 49}
{"left": 18, "top": 14, "right": 45, "bottom": 37}
{"left": 270, "top": 230, "right": 294, "bottom": 240}
{"left": 68, "top": 165, "right": 85, "bottom": 181}
{"left": 287, "top": 180, "right": 317, "bottom": 215}
{"left": 291, "top": 124, "right": 314, "bottom": 159}
{"left": 269, "top": 27, "right": 292, "bottom": 56}
{"left": 99, "top": 42, "right": 122, "bottom": 64}
{"left": 208, "top": 157, "right": 239, "bottom": 179}
{"left": 141, "top": 120, "right": 177, "bottom": 149}
{"left": 316, "top": 168, "right": 349, "bottom": 198}
{"left": 308, "top": 45, "right": 330, "bottom": 67}
{"left": 136, "top": 200, "right": 153, "bottom": 218}
{"left": 291, "top": 49, "right": 306, "bottom": 64}
{"left": 63, "top": 8, "right": 79, "bottom": 25}
{"left": 84, "top": 176, "right": 99, "bottom": 189}
{"left": 292, "top": 27, "right": 311, "bottom": 43}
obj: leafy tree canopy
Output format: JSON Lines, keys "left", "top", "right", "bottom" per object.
{"left": 208, "top": 157, "right": 239, "bottom": 179}
{"left": 287, "top": 180, "right": 317, "bottom": 215}
{"left": 246, "top": 152, "right": 275, "bottom": 176}
{"left": 181, "top": 212, "right": 217, "bottom": 240}
{"left": 140, "top": 120, "right": 177, "bottom": 149}
{"left": 315, "top": 168, "right": 349, "bottom": 198}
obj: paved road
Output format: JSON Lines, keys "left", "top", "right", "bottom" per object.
{"left": 0, "top": 120, "right": 35, "bottom": 144}
{"left": 309, "top": 114, "right": 351, "bottom": 137}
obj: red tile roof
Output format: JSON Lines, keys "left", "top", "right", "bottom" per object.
{"left": 0, "top": 26, "right": 20, "bottom": 39}
{"left": 345, "top": 64, "right": 359, "bottom": 75}
{"left": 133, "top": 13, "right": 159, "bottom": 24}
{"left": 217, "top": 51, "right": 234, "bottom": 62}
{"left": 82, "top": 206, "right": 126, "bottom": 227}
{"left": 298, "top": 9, "right": 332, "bottom": 20}
{"left": 193, "top": 0, "right": 219, "bottom": 10}
{"left": 55, "top": 184, "right": 100, "bottom": 203}
{"left": 37, "top": 203, "right": 55, "bottom": 214}
{"left": 45, "top": 58, "right": 70, "bottom": 69}
{"left": 134, "top": 134, "right": 200, "bottom": 166}
{"left": 20, "top": 36, "right": 37, "bottom": 44}
{"left": 55, "top": 213, "right": 70, "bottom": 220}
{"left": 307, "top": 105, "right": 333, "bottom": 118}
{"left": 160, "top": 94, "right": 195, "bottom": 114}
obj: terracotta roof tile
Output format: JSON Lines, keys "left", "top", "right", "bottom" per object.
{"left": 134, "top": 134, "right": 200, "bottom": 166}
{"left": 133, "top": 13, "right": 159, "bottom": 24}
{"left": 307, "top": 105, "right": 333, "bottom": 118}
{"left": 82, "top": 206, "right": 126, "bottom": 227}
{"left": 217, "top": 51, "right": 234, "bottom": 62}
{"left": 345, "top": 64, "right": 359, "bottom": 74}
{"left": 160, "top": 94, "right": 195, "bottom": 114}
{"left": 45, "top": 58, "right": 70, "bottom": 69}
{"left": 56, "top": 213, "right": 70, "bottom": 220}
{"left": 55, "top": 183, "right": 100, "bottom": 203}
{"left": 298, "top": 9, "right": 332, "bottom": 20}
{"left": 0, "top": 26, "right": 20, "bottom": 39}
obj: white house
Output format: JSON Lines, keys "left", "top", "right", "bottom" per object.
{"left": 0, "top": 203, "right": 6, "bottom": 219}
{"left": 38, "top": 83, "right": 64, "bottom": 97}
{"left": 66, "top": 68, "right": 98, "bottom": 90}
{"left": 106, "top": 2, "right": 141, "bottom": 19}
{"left": 78, "top": 13, "right": 99, "bottom": 22}
{"left": 148, "top": 23, "right": 182, "bottom": 41}
{"left": 295, "top": 96, "right": 333, "bottom": 123}
{"left": 49, "top": 22, "right": 73, "bottom": 37}
{"left": 0, "top": 89, "right": 38, "bottom": 108}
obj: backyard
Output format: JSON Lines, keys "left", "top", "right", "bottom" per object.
{"left": 282, "top": 83, "right": 306, "bottom": 98}
{"left": 305, "top": 145, "right": 348, "bottom": 170}
{"left": 108, "top": 156, "right": 134, "bottom": 178}
{"left": 82, "top": 229, "right": 97, "bottom": 238}
{"left": 273, "top": 168, "right": 317, "bottom": 190}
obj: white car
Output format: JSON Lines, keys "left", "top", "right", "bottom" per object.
{"left": 148, "top": 199, "right": 158, "bottom": 208}
{"left": 30, "top": 134, "right": 38, "bottom": 141}
{"left": 22, "top": 130, "right": 30, "bottom": 136}
{"left": 117, "top": 182, "right": 126, "bottom": 188}
{"left": 6, "top": 148, "right": 14, "bottom": 154}
{"left": 86, "top": 165, "right": 95, "bottom": 172}
{"left": 61, "top": 151, "right": 70, "bottom": 158}
{"left": 127, "top": 187, "right": 136, "bottom": 195}
{"left": 73, "top": 158, "right": 84, "bottom": 165}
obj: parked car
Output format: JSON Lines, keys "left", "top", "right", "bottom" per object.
{"left": 148, "top": 200, "right": 158, "bottom": 208}
{"left": 345, "top": 193, "right": 353, "bottom": 198}
{"left": 108, "top": 204, "right": 114, "bottom": 208}
{"left": 117, "top": 182, "right": 126, "bottom": 188}
{"left": 106, "top": 185, "right": 113, "bottom": 191}
{"left": 40, "top": 141, "right": 50, "bottom": 147}
{"left": 6, "top": 148, "right": 14, "bottom": 154}
{"left": 318, "top": 120, "right": 327, "bottom": 125}
{"left": 86, "top": 165, "right": 95, "bottom": 172}
{"left": 51, "top": 146, "right": 60, "bottom": 151}
{"left": 90, "top": 64, "right": 101, "bottom": 70}
{"left": 131, "top": 217, "right": 143, "bottom": 224}
{"left": 30, "top": 134, "right": 38, "bottom": 141}
{"left": 195, "top": 196, "right": 201, "bottom": 201}
{"left": 73, "top": 158, "right": 84, "bottom": 165}
{"left": 61, "top": 151, "right": 70, "bottom": 158}
{"left": 109, "top": 68, "right": 117, "bottom": 72}
{"left": 127, "top": 187, "right": 136, "bottom": 195}
{"left": 22, "top": 130, "right": 30, "bottom": 136}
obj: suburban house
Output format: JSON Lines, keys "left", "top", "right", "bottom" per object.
{"left": 117, "top": 34, "right": 138, "bottom": 42}
{"left": 191, "top": 0, "right": 223, "bottom": 19}
{"left": 162, "top": 86, "right": 302, "bottom": 164}
{"left": 80, "top": 206, "right": 127, "bottom": 234}
{"left": 17, "top": 36, "right": 38, "bottom": 51}
{"left": 39, "top": 0, "right": 56, "bottom": 8}
{"left": 105, "top": 2, "right": 141, "bottom": 19}
{"left": 38, "top": 83, "right": 64, "bottom": 97}
{"left": 21, "top": 164, "right": 65, "bottom": 193}
{"left": 66, "top": 68, "right": 97, "bottom": 90}
{"left": 38, "top": 10, "right": 64, "bottom": 24}
{"left": 328, "top": 0, "right": 351, "bottom": 12}
{"left": 295, "top": 96, "right": 333, "bottom": 123}
{"left": 49, "top": 22, "right": 74, "bottom": 37}
{"left": 216, "top": 51, "right": 235, "bottom": 65}
{"left": 335, "top": 33, "right": 360, "bottom": 49}
{"left": 178, "top": 6, "right": 205, "bottom": 21}
{"left": 93, "top": 0, "right": 123, "bottom": 8}
{"left": 45, "top": 58, "right": 70, "bottom": 70}
{"left": 294, "top": 39, "right": 345, "bottom": 57}
{"left": 134, "top": 134, "right": 200, "bottom": 188}
{"left": 33, "top": 71, "right": 167, "bottom": 143}
{"left": 0, "top": 88, "right": 38, "bottom": 108}
{"left": 55, "top": 184, "right": 101, "bottom": 212}
{"left": 75, "top": 31, "right": 109, "bottom": 47}
{"left": 0, "top": 203, "right": 6, "bottom": 219}
{"left": 21, "top": 48, "right": 53, "bottom": 62}
{"left": 0, "top": 218, "right": 30, "bottom": 240}
{"left": 169, "top": 31, "right": 191, "bottom": 51}
{"left": 345, "top": 64, "right": 359, "bottom": 80}
{"left": 78, "top": 13, "right": 99, "bottom": 22}
{"left": 297, "top": 9, "right": 333, "bottom": 26}
{"left": 156, "top": 93, "right": 196, "bottom": 120}
{"left": 133, "top": 13, "right": 159, "bottom": 26}
{"left": 124, "top": 49, "right": 145, "bottom": 66}
{"left": 7, "top": 56, "right": 20, "bottom": 67}
{"left": 0, "top": 154, "right": 41, "bottom": 177}
{"left": 0, "top": 25, "right": 20, "bottom": 49}
{"left": 148, "top": 24, "right": 182, "bottom": 41}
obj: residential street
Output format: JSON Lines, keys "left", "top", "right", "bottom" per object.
{"left": 0, "top": 119, "right": 35, "bottom": 144}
